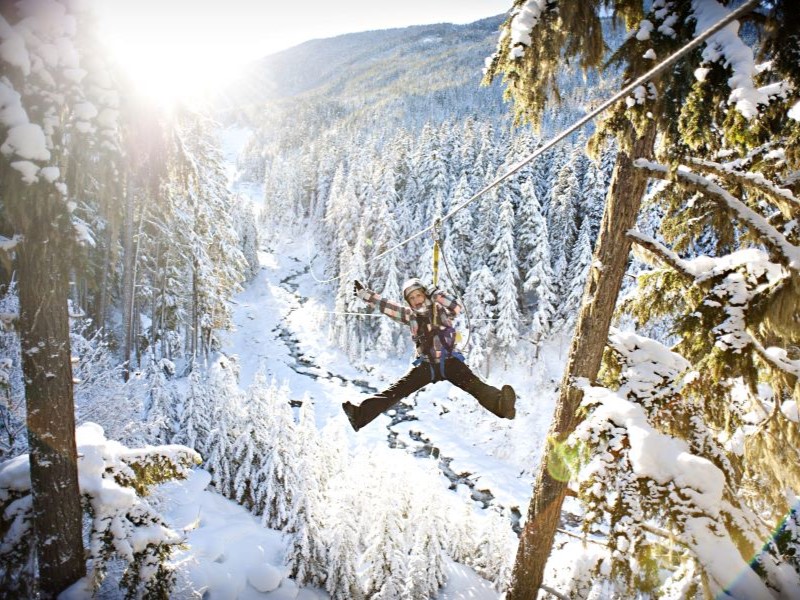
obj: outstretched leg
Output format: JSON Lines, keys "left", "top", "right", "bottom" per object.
{"left": 342, "top": 363, "right": 432, "bottom": 431}
{"left": 443, "top": 358, "right": 516, "bottom": 419}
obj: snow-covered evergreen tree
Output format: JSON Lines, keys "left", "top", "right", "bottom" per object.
{"left": 447, "top": 174, "right": 476, "bottom": 290}
{"left": 143, "top": 355, "right": 178, "bottom": 444}
{"left": 175, "top": 366, "right": 210, "bottom": 454}
{"left": 557, "top": 214, "right": 593, "bottom": 329}
{"left": 517, "top": 179, "right": 555, "bottom": 343}
{"left": 259, "top": 382, "right": 299, "bottom": 530}
{"left": 491, "top": 191, "right": 520, "bottom": 366}
{"left": 402, "top": 470, "right": 448, "bottom": 599}
{"left": 462, "top": 265, "right": 497, "bottom": 374}
{"left": 232, "top": 196, "right": 261, "bottom": 281}
{"left": 547, "top": 156, "right": 580, "bottom": 286}
{"left": 360, "top": 474, "right": 410, "bottom": 599}
{"left": 324, "top": 465, "right": 366, "bottom": 600}
{"left": 473, "top": 507, "right": 516, "bottom": 591}
{"left": 202, "top": 356, "right": 242, "bottom": 498}
{"left": 285, "top": 396, "right": 328, "bottom": 587}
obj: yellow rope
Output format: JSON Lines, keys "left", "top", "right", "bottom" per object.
{"left": 432, "top": 240, "right": 440, "bottom": 287}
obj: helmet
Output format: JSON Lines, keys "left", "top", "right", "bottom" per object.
{"left": 402, "top": 278, "right": 426, "bottom": 303}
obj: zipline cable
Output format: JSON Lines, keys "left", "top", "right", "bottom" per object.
{"left": 308, "top": 0, "right": 759, "bottom": 287}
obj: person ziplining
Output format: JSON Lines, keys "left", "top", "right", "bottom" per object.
{"left": 341, "top": 277, "right": 517, "bottom": 432}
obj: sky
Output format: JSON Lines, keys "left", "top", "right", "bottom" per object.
{"left": 96, "top": 0, "right": 512, "bottom": 105}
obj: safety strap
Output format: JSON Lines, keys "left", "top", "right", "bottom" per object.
{"left": 412, "top": 323, "right": 464, "bottom": 382}
{"left": 431, "top": 218, "right": 441, "bottom": 327}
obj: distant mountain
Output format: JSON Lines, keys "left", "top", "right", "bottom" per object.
{"left": 218, "top": 16, "right": 509, "bottom": 134}
{"left": 217, "top": 14, "right": 622, "bottom": 146}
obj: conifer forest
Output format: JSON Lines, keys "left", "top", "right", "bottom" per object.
{"left": 0, "top": 1, "right": 799, "bottom": 599}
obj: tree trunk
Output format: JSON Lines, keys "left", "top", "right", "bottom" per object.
{"left": 191, "top": 254, "right": 199, "bottom": 360}
{"left": 506, "top": 121, "right": 656, "bottom": 599}
{"left": 96, "top": 225, "right": 112, "bottom": 334}
{"left": 15, "top": 189, "right": 85, "bottom": 596}
{"left": 121, "top": 179, "right": 135, "bottom": 380}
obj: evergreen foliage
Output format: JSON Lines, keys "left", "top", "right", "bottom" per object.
{"left": 0, "top": 423, "right": 200, "bottom": 598}
{"left": 485, "top": 0, "right": 800, "bottom": 595}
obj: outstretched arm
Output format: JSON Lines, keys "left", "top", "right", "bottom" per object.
{"left": 427, "top": 285, "right": 462, "bottom": 316}
{"left": 354, "top": 282, "right": 412, "bottom": 324}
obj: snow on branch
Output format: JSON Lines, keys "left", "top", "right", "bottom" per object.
{"left": 627, "top": 230, "right": 696, "bottom": 280}
{"left": 0, "top": 422, "right": 201, "bottom": 595}
{"left": 748, "top": 334, "right": 800, "bottom": 379}
{"left": 628, "top": 227, "right": 799, "bottom": 379}
{"left": 509, "top": 0, "right": 548, "bottom": 55}
{"left": 0, "top": 234, "right": 22, "bottom": 253}
{"left": 692, "top": 0, "right": 768, "bottom": 119}
{"left": 634, "top": 159, "right": 800, "bottom": 269}
{"left": 688, "top": 157, "right": 800, "bottom": 219}
{"left": 571, "top": 333, "right": 776, "bottom": 599}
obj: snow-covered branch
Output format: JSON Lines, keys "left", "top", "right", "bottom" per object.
{"left": 747, "top": 332, "right": 800, "bottom": 379}
{"left": 627, "top": 230, "right": 696, "bottom": 281}
{"left": 688, "top": 157, "right": 800, "bottom": 219}
{"left": 634, "top": 159, "right": 800, "bottom": 269}
{"left": 540, "top": 584, "right": 569, "bottom": 600}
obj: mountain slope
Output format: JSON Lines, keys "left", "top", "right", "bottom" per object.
{"left": 219, "top": 16, "right": 509, "bottom": 132}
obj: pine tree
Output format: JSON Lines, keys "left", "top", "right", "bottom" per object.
{"left": 374, "top": 188, "right": 403, "bottom": 359}
{"left": 491, "top": 192, "right": 521, "bottom": 365}
{"left": 463, "top": 265, "right": 497, "bottom": 375}
{"left": 581, "top": 156, "right": 606, "bottom": 243}
{"left": 474, "top": 508, "right": 516, "bottom": 591}
{"left": 175, "top": 366, "right": 210, "bottom": 454}
{"left": 557, "top": 214, "right": 593, "bottom": 330}
{"left": 231, "top": 196, "right": 261, "bottom": 281}
{"left": 403, "top": 478, "right": 448, "bottom": 599}
{"left": 202, "top": 357, "right": 242, "bottom": 498}
{"left": 547, "top": 156, "right": 580, "bottom": 285}
{"left": 143, "top": 356, "right": 178, "bottom": 444}
{"left": 360, "top": 475, "right": 410, "bottom": 599}
{"left": 518, "top": 180, "right": 556, "bottom": 344}
{"left": 325, "top": 467, "right": 365, "bottom": 600}
{"left": 248, "top": 372, "right": 278, "bottom": 516}
{"left": 231, "top": 412, "right": 260, "bottom": 511}
{"left": 447, "top": 174, "right": 476, "bottom": 291}
{"left": 259, "top": 382, "right": 298, "bottom": 530}
{"left": 285, "top": 397, "right": 328, "bottom": 587}
{"left": 484, "top": 1, "right": 662, "bottom": 595}
{"left": 485, "top": 1, "right": 795, "bottom": 596}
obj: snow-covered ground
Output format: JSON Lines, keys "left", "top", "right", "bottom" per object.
{"left": 149, "top": 126, "right": 566, "bottom": 599}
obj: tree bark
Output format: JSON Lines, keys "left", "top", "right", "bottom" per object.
{"left": 506, "top": 121, "right": 656, "bottom": 599}
{"left": 15, "top": 186, "right": 85, "bottom": 596}
{"left": 122, "top": 179, "right": 135, "bottom": 380}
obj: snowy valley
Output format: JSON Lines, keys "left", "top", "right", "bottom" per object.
{"left": 1, "top": 1, "right": 800, "bottom": 599}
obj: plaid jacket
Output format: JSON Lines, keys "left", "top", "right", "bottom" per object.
{"left": 356, "top": 286, "right": 462, "bottom": 361}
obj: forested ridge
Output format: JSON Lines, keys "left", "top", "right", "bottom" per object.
{"left": 1, "top": 1, "right": 799, "bottom": 598}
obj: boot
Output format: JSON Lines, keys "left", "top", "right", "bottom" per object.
{"left": 341, "top": 402, "right": 360, "bottom": 432}
{"left": 498, "top": 385, "right": 516, "bottom": 419}
{"left": 463, "top": 379, "right": 516, "bottom": 420}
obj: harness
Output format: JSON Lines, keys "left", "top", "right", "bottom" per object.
{"left": 411, "top": 304, "right": 464, "bottom": 382}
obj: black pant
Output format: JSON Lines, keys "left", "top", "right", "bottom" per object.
{"left": 348, "top": 357, "right": 504, "bottom": 430}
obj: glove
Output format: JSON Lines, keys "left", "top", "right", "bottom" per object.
{"left": 426, "top": 284, "right": 440, "bottom": 298}
{"left": 353, "top": 280, "right": 364, "bottom": 296}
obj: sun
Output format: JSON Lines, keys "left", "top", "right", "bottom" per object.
{"left": 96, "top": 1, "right": 255, "bottom": 107}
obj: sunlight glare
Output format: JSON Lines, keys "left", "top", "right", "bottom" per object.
{"left": 97, "top": 3, "right": 255, "bottom": 107}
